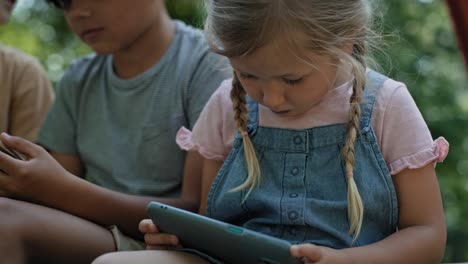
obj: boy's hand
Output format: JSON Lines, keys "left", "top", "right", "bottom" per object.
{"left": 139, "top": 219, "right": 181, "bottom": 249}
{"left": 291, "top": 244, "right": 347, "bottom": 264}
{"left": 0, "top": 133, "right": 71, "bottom": 200}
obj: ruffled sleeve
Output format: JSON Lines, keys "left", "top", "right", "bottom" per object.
{"left": 372, "top": 79, "right": 450, "bottom": 175}
{"left": 175, "top": 79, "right": 238, "bottom": 161}
{"left": 388, "top": 137, "right": 449, "bottom": 174}
{"left": 176, "top": 127, "right": 226, "bottom": 161}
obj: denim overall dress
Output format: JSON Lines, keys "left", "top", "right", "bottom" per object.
{"left": 206, "top": 71, "right": 399, "bottom": 248}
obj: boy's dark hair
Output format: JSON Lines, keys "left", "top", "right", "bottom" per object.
{"left": 46, "top": 0, "right": 71, "bottom": 10}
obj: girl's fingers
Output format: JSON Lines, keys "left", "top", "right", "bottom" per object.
{"left": 138, "top": 219, "right": 150, "bottom": 232}
{"left": 144, "top": 233, "right": 179, "bottom": 246}
{"left": 139, "top": 218, "right": 180, "bottom": 247}
{"left": 291, "top": 244, "right": 322, "bottom": 262}
{"left": 139, "top": 219, "right": 158, "bottom": 233}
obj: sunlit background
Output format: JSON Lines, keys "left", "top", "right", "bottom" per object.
{"left": 0, "top": 0, "right": 467, "bottom": 262}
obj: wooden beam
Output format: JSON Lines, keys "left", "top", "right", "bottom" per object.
{"left": 446, "top": 0, "right": 468, "bottom": 73}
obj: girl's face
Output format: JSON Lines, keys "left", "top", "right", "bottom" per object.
{"left": 229, "top": 40, "right": 341, "bottom": 118}
{"left": 62, "top": 0, "right": 163, "bottom": 54}
{"left": 0, "top": 0, "right": 15, "bottom": 25}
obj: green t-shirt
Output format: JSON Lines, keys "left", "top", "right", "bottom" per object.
{"left": 38, "top": 21, "right": 231, "bottom": 197}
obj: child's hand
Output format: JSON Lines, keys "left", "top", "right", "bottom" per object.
{"left": 139, "top": 219, "right": 181, "bottom": 250}
{"left": 0, "top": 133, "right": 71, "bottom": 200}
{"left": 291, "top": 244, "right": 346, "bottom": 264}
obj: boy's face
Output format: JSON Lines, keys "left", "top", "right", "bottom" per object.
{"left": 0, "top": 0, "right": 15, "bottom": 25}
{"left": 62, "top": 0, "right": 163, "bottom": 54}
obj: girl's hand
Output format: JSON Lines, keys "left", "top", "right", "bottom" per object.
{"left": 139, "top": 219, "right": 181, "bottom": 250}
{"left": 0, "top": 133, "right": 71, "bottom": 200}
{"left": 291, "top": 244, "right": 347, "bottom": 264}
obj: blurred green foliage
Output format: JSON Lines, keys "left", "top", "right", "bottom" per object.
{"left": 0, "top": 0, "right": 466, "bottom": 262}
{"left": 375, "top": 1, "right": 468, "bottom": 261}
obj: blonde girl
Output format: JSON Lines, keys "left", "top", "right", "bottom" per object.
{"left": 93, "top": 0, "right": 448, "bottom": 263}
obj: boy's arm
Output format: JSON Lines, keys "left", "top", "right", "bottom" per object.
{"left": 291, "top": 163, "right": 446, "bottom": 264}
{"left": 50, "top": 151, "right": 84, "bottom": 177}
{"left": 0, "top": 135, "right": 203, "bottom": 240}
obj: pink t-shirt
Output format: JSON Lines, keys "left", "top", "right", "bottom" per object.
{"left": 177, "top": 77, "right": 448, "bottom": 175}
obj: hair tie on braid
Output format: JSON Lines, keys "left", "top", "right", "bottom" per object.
{"left": 241, "top": 131, "right": 248, "bottom": 137}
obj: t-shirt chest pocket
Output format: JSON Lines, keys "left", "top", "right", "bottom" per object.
{"left": 138, "top": 115, "right": 186, "bottom": 178}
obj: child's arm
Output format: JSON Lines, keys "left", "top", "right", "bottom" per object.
{"left": 0, "top": 133, "right": 203, "bottom": 239}
{"left": 291, "top": 163, "right": 446, "bottom": 264}
{"left": 49, "top": 151, "right": 84, "bottom": 178}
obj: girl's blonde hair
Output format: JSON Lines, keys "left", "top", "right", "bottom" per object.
{"left": 205, "top": 0, "right": 377, "bottom": 241}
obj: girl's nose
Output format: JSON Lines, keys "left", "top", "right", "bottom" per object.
{"left": 262, "top": 86, "right": 286, "bottom": 112}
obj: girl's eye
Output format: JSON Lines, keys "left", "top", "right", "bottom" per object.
{"left": 283, "top": 78, "right": 303, "bottom": 86}
{"left": 238, "top": 72, "right": 257, "bottom": 80}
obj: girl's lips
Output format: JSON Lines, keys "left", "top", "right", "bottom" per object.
{"left": 273, "top": 109, "right": 291, "bottom": 114}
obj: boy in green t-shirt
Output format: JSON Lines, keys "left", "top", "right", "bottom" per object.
{"left": 0, "top": 0, "right": 230, "bottom": 263}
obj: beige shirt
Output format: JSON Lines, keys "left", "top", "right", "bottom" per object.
{"left": 0, "top": 45, "right": 54, "bottom": 142}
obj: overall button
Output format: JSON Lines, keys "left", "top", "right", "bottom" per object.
{"left": 289, "top": 193, "right": 299, "bottom": 198}
{"left": 291, "top": 167, "right": 299, "bottom": 175}
{"left": 288, "top": 227, "right": 298, "bottom": 235}
{"left": 288, "top": 210, "right": 299, "bottom": 220}
{"left": 293, "top": 135, "right": 303, "bottom": 145}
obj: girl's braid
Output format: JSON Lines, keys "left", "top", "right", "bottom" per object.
{"left": 230, "top": 74, "right": 249, "bottom": 135}
{"left": 343, "top": 43, "right": 367, "bottom": 242}
{"left": 230, "top": 73, "right": 261, "bottom": 198}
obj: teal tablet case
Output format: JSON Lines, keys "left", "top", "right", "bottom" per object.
{"left": 147, "top": 202, "right": 301, "bottom": 264}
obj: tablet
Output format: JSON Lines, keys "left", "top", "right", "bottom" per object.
{"left": 147, "top": 201, "right": 301, "bottom": 264}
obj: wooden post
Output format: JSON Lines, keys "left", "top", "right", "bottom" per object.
{"left": 445, "top": 0, "right": 468, "bottom": 74}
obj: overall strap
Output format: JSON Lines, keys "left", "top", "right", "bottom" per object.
{"left": 359, "top": 70, "right": 389, "bottom": 131}
{"left": 246, "top": 96, "right": 259, "bottom": 136}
